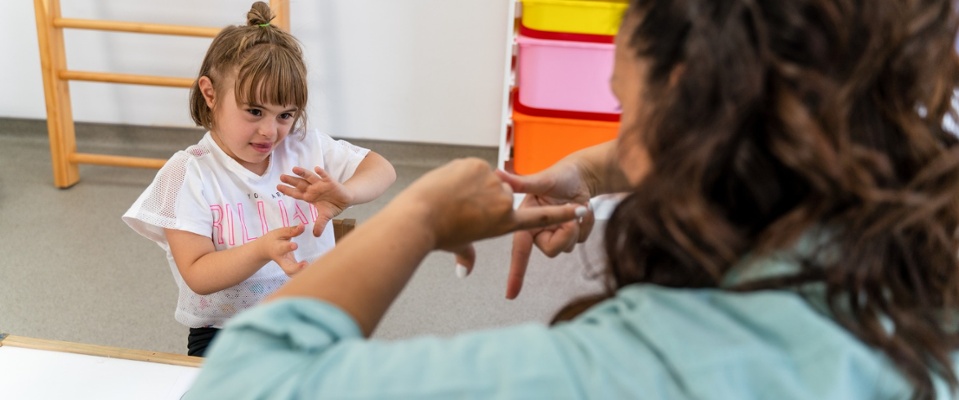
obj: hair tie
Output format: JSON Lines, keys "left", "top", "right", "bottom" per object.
{"left": 258, "top": 23, "right": 270, "bottom": 28}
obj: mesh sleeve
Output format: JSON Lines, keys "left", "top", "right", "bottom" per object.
{"left": 122, "top": 149, "right": 210, "bottom": 246}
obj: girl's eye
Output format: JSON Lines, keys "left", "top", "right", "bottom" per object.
{"left": 247, "top": 109, "right": 262, "bottom": 117}
{"left": 280, "top": 113, "right": 294, "bottom": 120}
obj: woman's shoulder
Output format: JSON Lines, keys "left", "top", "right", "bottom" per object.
{"left": 561, "top": 285, "right": 914, "bottom": 398}
{"left": 589, "top": 285, "right": 851, "bottom": 347}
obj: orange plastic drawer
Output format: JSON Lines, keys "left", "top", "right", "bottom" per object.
{"left": 511, "top": 108, "right": 619, "bottom": 175}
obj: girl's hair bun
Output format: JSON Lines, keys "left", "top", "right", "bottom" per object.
{"left": 247, "top": 1, "right": 274, "bottom": 27}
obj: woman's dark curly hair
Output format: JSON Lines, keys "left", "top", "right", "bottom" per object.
{"left": 557, "top": 0, "right": 959, "bottom": 397}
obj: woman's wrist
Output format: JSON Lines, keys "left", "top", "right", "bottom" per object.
{"left": 576, "top": 143, "right": 631, "bottom": 196}
{"left": 377, "top": 194, "right": 439, "bottom": 250}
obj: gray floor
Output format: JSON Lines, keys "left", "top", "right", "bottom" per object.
{"left": 0, "top": 118, "right": 604, "bottom": 354}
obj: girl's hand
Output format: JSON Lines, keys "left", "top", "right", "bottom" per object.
{"left": 278, "top": 166, "right": 354, "bottom": 237}
{"left": 258, "top": 225, "right": 309, "bottom": 276}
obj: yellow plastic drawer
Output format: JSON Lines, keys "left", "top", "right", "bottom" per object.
{"left": 521, "top": 0, "right": 628, "bottom": 36}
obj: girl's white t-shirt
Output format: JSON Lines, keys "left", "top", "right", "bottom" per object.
{"left": 123, "top": 129, "right": 369, "bottom": 328}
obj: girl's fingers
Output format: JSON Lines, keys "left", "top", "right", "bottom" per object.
{"left": 291, "top": 166, "right": 322, "bottom": 183}
{"left": 291, "top": 166, "right": 308, "bottom": 177}
{"left": 280, "top": 224, "right": 306, "bottom": 240}
{"left": 313, "top": 166, "right": 332, "bottom": 180}
{"left": 312, "top": 217, "right": 332, "bottom": 237}
{"left": 279, "top": 174, "right": 308, "bottom": 191}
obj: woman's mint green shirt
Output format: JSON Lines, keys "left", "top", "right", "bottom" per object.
{"left": 183, "top": 282, "right": 959, "bottom": 399}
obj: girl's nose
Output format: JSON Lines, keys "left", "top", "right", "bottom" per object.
{"left": 258, "top": 120, "right": 277, "bottom": 139}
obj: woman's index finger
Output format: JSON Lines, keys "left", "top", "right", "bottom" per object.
{"left": 511, "top": 204, "right": 585, "bottom": 232}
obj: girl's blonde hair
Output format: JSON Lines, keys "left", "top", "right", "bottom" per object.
{"left": 189, "top": 1, "right": 307, "bottom": 131}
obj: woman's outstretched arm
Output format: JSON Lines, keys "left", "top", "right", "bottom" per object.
{"left": 266, "top": 157, "right": 584, "bottom": 336}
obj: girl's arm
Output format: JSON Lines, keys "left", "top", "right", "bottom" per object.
{"left": 267, "top": 158, "right": 582, "bottom": 336}
{"left": 278, "top": 151, "right": 396, "bottom": 237}
{"left": 166, "top": 225, "right": 307, "bottom": 295}
{"left": 342, "top": 151, "right": 396, "bottom": 205}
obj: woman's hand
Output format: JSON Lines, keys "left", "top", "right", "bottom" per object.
{"left": 278, "top": 166, "right": 353, "bottom": 237}
{"left": 497, "top": 164, "right": 596, "bottom": 299}
{"left": 391, "top": 158, "right": 585, "bottom": 276}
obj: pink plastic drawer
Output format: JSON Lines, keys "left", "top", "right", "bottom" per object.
{"left": 516, "top": 32, "right": 618, "bottom": 114}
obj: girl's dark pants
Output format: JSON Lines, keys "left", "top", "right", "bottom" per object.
{"left": 187, "top": 327, "right": 220, "bottom": 357}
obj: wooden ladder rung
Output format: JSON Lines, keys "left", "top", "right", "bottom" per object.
{"left": 59, "top": 70, "right": 194, "bottom": 88}
{"left": 54, "top": 18, "right": 221, "bottom": 37}
{"left": 34, "top": 0, "right": 290, "bottom": 188}
{"left": 70, "top": 153, "right": 168, "bottom": 169}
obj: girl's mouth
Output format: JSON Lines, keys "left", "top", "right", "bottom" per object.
{"left": 250, "top": 142, "right": 272, "bottom": 153}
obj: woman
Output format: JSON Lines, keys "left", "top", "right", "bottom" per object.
{"left": 186, "top": 0, "right": 959, "bottom": 398}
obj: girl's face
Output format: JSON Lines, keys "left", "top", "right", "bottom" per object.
{"left": 610, "top": 14, "right": 652, "bottom": 187}
{"left": 199, "top": 74, "right": 298, "bottom": 175}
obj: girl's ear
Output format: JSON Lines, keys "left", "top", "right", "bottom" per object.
{"left": 198, "top": 76, "right": 216, "bottom": 108}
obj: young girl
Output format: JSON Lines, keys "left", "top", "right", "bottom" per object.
{"left": 122, "top": 1, "right": 395, "bottom": 356}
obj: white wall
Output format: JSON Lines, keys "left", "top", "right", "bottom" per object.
{"left": 3, "top": 0, "right": 511, "bottom": 147}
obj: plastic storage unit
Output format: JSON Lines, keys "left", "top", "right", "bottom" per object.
{"left": 520, "top": 0, "right": 628, "bottom": 36}
{"left": 509, "top": 0, "right": 626, "bottom": 175}
{"left": 515, "top": 29, "right": 618, "bottom": 114}
{"left": 511, "top": 94, "right": 618, "bottom": 174}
